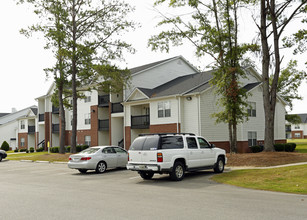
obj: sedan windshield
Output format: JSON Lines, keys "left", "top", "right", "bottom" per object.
{"left": 80, "top": 148, "right": 100, "bottom": 154}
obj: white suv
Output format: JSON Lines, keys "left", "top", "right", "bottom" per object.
{"left": 126, "top": 133, "right": 227, "bottom": 181}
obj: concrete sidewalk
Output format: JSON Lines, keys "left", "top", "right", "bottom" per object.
{"left": 226, "top": 161, "right": 307, "bottom": 171}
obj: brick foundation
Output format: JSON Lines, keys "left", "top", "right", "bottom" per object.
{"left": 125, "top": 126, "right": 131, "bottom": 150}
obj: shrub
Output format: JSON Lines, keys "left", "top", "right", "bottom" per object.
{"left": 250, "top": 145, "right": 264, "bottom": 153}
{"left": 29, "top": 147, "right": 34, "bottom": 153}
{"left": 66, "top": 146, "right": 71, "bottom": 153}
{"left": 285, "top": 143, "right": 296, "bottom": 152}
{"left": 274, "top": 144, "right": 285, "bottom": 152}
{"left": 36, "top": 147, "right": 44, "bottom": 152}
{"left": 14, "top": 149, "right": 19, "bottom": 152}
{"left": 20, "top": 149, "right": 27, "bottom": 152}
{"left": 26, "top": 150, "right": 29, "bottom": 153}
{"left": 50, "top": 146, "right": 59, "bottom": 153}
{"left": 1, "top": 141, "right": 9, "bottom": 151}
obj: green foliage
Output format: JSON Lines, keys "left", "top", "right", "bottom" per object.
{"left": 14, "top": 149, "right": 19, "bottom": 152}
{"left": 30, "top": 147, "right": 35, "bottom": 153}
{"left": 274, "top": 143, "right": 296, "bottom": 152}
{"left": 76, "top": 145, "right": 89, "bottom": 152}
{"left": 1, "top": 141, "right": 9, "bottom": 151}
{"left": 250, "top": 145, "right": 264, "bottom": 153}
{"left": 36, "top": 147, "right": 44, "bottom": 152}
{"left": 20, "top": 149, "right": 27, "bottom": 152}
{"left": 286, "top": 114, "right": 302, "bottom": 124}
{"left": 271, "top": 60, "right": 307, "bottom": 110}
{"left": 50, "top": 147, "right": 60, "bottom": 153}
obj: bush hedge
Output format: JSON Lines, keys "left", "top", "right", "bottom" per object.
{"left": 20, "top": 149, "right": 27, "bottom": 152}
{"left": 14, "top": 149, "right": 19, "bottom": 152}
{"left": 29, "top": 147, "right": 34, "bottom": 153}
{"left": 50, "top": 146, "right": 59, "bottom": 153}
{"left": 1, "top": 141, "right": 9, "bottom": 151}
{"left": 250, "top": 145, "right": 264, "bottom": 153}
{"left": 36, "top": 147, "right": 44, "bottom": 152}
{"left": 273, "top": 143, "right": 296, "bottom": 152}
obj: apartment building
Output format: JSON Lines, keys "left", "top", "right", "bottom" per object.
{"left": 28, "top": 56, "right": 286, "bottom": 153}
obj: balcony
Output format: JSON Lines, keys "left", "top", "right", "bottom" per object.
{"left": 39, "top": 113, "right": 45, "bottom": 122}
{"left": 98, "top": 119, "right": 109, "bottom": 131}
{"left": 111, "top": 102, "right": 123, "bottom": 113}
{"left": 131, "top": 115, "right": 150, "bottom": 129}
{"left": 98, "top": 95, "right": 110, "bottom": 107}
{"left": 28, "top": 126, "right": 35, "bottom": 134}
{"left": 52, "top": 124, "right": 60, "bottom": 133}
{"left": 52, "top": 106, "right": 59, "bottom": 114}
{"left": 285, "top": 125, "right": 291, "bottom": 132}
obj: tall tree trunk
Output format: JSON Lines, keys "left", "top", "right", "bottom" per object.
{"left": 71, "top": 0, "right": 77, "bottom": 153}
{"left": 260, "top": 0, "right": 275, "bottom": 151}
{"left": 58, "top": 85, "right": 66, "bottom": 154}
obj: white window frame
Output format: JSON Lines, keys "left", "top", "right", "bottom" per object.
{"left": 247, "top": 102, "right": 256, "bottom": 117}
{"left": 85, "top": 136, "right": 91, "bottom": 146}
{"left": 294, "top": 125, "right": 300, "bottom": 129}
{"left": 158, "top": 101, "right": 171, "bottom": 118}
{"left": 294, "top": 133, "right": 301, "bottom": 138}
{"left": 20, "top": 138, "right": 25, "bottom": 147}
{"left": 84, "top": 113, "right": 91, "bottom": 125}
{"left": 248, "top": 131, "right": 257, "bottom": 146}
{"left": 84, "top": 95, "right": 91, "bottom": 103}
{"left": 20, "top": 120, "right": 25, "bottom": 130}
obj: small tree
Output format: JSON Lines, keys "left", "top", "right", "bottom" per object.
{"left": 1, "top": 141, "right": 9, "bottom": 151}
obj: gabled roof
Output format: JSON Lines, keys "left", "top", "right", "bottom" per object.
{"left": 0, "top": 113, "right": 9, "bottom": 118}
{"left": 289, "top": 114, "right": 307, "bottom": 124}
{"left": 129, "top": 56, "right": 199, "bottom": 76}
{"left": 242, "top": 82, "right": 261, "bottom": 92}
{"left": 0, "top": 106, "right": 37, "bottom": 125}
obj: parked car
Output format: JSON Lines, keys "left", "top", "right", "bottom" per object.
{"left": 0, "top": 149, "right": 7, "bottom": 162}
{"left": 68, "top": 146, "right": 128, "bottom": 173}
{"left": 127, "top": 133, "right": 227, "bottom": 181}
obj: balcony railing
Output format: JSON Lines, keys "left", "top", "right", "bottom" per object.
{"left": 52, "top": 106, "right": 59, "bottom": 114}
{"left": 285, "top": 126, "right": 291, "bottom": 132}
{"left": 28, "top": 126, "right": 35, "bottom": 134}
{"left": 98, "top": 95, "right": 110, "bottom": 107}
{"left": 111, "top": 102, "right": 123, "bottom": 113}
{"left": 131, "top": 115, "right": 150, "bottom": 129}
{"left": 98, "top": 119, "right": 109, "bottom": 131}
{"left": 39, "top": 113, "right": 45, "bottom": 122}
{"left": 52, "top": 124, "right": 60, "bottom": 133}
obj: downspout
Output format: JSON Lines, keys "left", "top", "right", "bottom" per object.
{"left": 198, "top": 94, "right": 201, "bottom": 136}
{"left": 177, "top": 96, "right": 181, "bottom": 133}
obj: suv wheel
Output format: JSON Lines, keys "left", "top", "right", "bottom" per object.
{"left": 139, "top": 171, "right": 154, "bottom": 180}
{"left": 214, "top": 157, "right": 225, "bottom": 173}
{"left": 170, "top": 161, "right": 185, "bottom": 181}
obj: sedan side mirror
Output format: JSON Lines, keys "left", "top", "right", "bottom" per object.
{"left": 211, "top": 144, "right": 216, "bottom": 148}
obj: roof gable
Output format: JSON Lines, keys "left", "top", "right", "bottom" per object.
{"left": 126, "top": 88, "right": 150, "bottom": 101}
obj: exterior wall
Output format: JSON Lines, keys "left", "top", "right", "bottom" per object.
{"left": 18, "top": 133, "right": 28, "bottom": 149}
{"left": 111, "top": 117, "right": 124, "bottom": 146}
{"left": 181, "top": 96, "right": 199, "bottom": 135}
{"left": 291, "top": 130, "right": 303, "bottom": 139}
{"left": 150, "top": 97, "right": 179, "bottom": 126}
{"left": 125, "top": 126, "right": 131, "bottom": 150}
{"left": 0, "top": 121, "right": 18, "bottom": 150}
{"left": 44, "top": 112, "right": 51, "bottom": 150}
{"left": 125, "top": 58, "right": 196, "bottom": 99}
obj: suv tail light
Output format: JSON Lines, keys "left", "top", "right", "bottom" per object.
{"left": 157, "top": 153, "right": 163, "bottom": 162}
{"left": 80, "top": 157, "right": 91, "bottom": 161}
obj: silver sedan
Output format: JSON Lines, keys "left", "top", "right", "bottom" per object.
{"left": 68, "top": 146, "right": 128, "bottom": 174}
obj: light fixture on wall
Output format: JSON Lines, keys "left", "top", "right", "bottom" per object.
{"left": 186, "top": 96, "right": 192, "bottom": 101}
{"left": 91, "top": 109, "right": 95, "bottom": 113}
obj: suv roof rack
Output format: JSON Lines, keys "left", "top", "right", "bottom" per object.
{"left": 138, "top": 133, "right": 195, "bottom": 136}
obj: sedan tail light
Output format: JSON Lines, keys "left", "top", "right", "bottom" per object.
{"left": 157, "top": 153, "right": 163, "bottom": 162}
{"left": 69, "top": 157, "right": 72, "bottom": 160}
{"left": 80, "top": 157, "right": 91, "bottom": 161}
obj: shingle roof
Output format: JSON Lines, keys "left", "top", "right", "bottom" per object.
{"left": 129, "top": 56, "right": 180, "bottom": 75}
{"left": 0, "top": 113, "right": 9, "bottom": 118}
{"left": 0, "top": 106, "right": 37, "bottom": 125}
{"left": 294, "top": 114, "right": 307, "bottom": 123}
{"left": 242, "top": 82, "right": 261, "bottom": 91}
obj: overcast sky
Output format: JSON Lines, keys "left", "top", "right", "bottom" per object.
{"left": 0, "top": 0, "right": 306, "bottom": 114}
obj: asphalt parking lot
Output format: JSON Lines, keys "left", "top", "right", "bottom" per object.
{"left": 0, "top": 160, "right": 306, "bottom": 220}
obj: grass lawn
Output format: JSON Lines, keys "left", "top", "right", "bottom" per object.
{"left": 7, "top": 152, "right": 70, "bottom": 162}
{"left": 287, "top": 139, "right": 307, "bottom": 153}
{"left": 212, "top": 165, "right": 307, "bottom": 194}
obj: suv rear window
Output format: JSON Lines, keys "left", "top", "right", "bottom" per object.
{"left": 129, "top": 136, "right": 160, "bottom": 151}
{"left": 159, "top": 136, "right": 183, "bottom": 149}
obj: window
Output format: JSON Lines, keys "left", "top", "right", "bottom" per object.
{"left": 187, "top": 137, "right": 198, "bottom": 149}
{"left": 114, "top": 147, "right": 127, "bottom": 153}
{"left": 84, "top": 113, "right": 91, "bottom": 125}
{"left": 158, "top": 101, "right": 171, "bottom": 118}
{"left": 160, "top": 136, "right": 183, "bottom": 149}
{"left": 20, "top": 120, "right": 25, "bottom": 130}
{"left": 103, "top": 147, "right": 116, "bottom": 154}
{"left": 247, "top": 102, "right": 256, "bottom": 117}
{"left": 294, "top": 125, "right": 300, "bottom": 129}
{"left": 20, "top": 138, "right": 25, "bottom": 147}
{"left": 198, "top": 138, "right": 210, "bottom": 149}
{"left": 84, "top": 136, "right": 91, "bottom": 146}
{"left": 294, "top": 133, "right": 301, "bottom": 138}
{"left": 248, "top": 132, "right": 257, "bottom": 146}
{"left": 84, "top": 95, "right": 91, "bottom": 103}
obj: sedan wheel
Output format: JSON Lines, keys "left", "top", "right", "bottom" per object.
{"left": 96, "top": 161, "right": 107, "bottom": 173}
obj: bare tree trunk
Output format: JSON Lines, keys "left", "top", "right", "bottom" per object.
{"left": 71, "top": 0, "right": 77, "bottom": 154}
{"left": 58, "top": 85, "right": 66, "bottom": 154}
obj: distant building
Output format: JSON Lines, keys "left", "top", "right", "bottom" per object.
{"left": 286, "top": 114, "right": 307, "bottom": 139}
